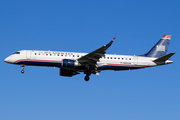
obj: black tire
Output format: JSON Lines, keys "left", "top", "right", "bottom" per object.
{"left": 84, "top": 75, "right": 90, "bottom": 81}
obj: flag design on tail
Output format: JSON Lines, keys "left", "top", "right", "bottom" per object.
{"left": 144, "top": 35, "right": 171, "bottom": 58}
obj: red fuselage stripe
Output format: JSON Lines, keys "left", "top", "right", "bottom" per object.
{"left": 14, "top": 59, "right": 62, "bottom": 64}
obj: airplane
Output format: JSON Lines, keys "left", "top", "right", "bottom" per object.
{"left": 4, "top": 35, "right": 175, "bottom": 81}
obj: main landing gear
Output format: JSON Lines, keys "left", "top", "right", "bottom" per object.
{"left": 20, "top": 64, "right": 25, "bottom": 74}
{"left": 84, "top": 70, "right": 91, "bottom": 81}
{"left": 85, "top": 75, "right": 90, "bottom": 81}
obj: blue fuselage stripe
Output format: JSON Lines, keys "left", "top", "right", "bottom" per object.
{"left": 17, "top": 61, "right": 62, "bottom": 67}
{"left": 16, "top": 60, "right": 146, "bottom": 71}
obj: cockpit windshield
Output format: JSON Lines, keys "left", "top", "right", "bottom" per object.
{"left": 14, "top": 52, "right": 20, "bottom": 54}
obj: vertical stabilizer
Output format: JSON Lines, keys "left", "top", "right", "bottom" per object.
{"left": 145, "top": 35, "right": 171, "bottom": 58}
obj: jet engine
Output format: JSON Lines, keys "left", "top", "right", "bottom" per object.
{"left": 61, "top": 59, "right": 81, "bottom": 68}
{"left": 60, "top": 68, "right": 80, "bottom": 77}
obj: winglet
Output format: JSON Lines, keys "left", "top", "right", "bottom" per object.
{"left": 106, "top": 37, "right": 116, "bottom": 46}
{"left": 112, "top": 37, "right": 116, "bottom": 41}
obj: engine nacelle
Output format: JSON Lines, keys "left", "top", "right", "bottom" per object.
{"left": 62, "top": 59, "right": 81, "bottom": 68}
{"left": 60, "top": 68, "right": 80, "bottom": 77}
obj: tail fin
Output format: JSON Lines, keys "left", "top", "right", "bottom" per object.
{"left": 144, "top": 35, "right": 171, "bottom": 58}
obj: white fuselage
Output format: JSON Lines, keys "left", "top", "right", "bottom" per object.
{"left": 5, "top": 50, "right": 160, "bottom": 71}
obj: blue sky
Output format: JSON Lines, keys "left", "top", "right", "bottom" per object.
{"left": 1, "top": 0, "right": 180, "bottom": 120}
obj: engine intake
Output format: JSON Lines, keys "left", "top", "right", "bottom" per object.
{"left": 62, "top": 59, "right": 81, "bottom": 68}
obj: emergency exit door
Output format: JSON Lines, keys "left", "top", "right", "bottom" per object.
{"left": 26, "top": 50, "right": 31, "bottom": 59}
{"left": 134, "top": 56, "right": 138, "bottom": 65}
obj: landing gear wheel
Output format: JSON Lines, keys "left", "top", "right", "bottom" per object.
{"left": 21, "top": 70, "right": 24, "bottom": 74}
{"left": 85, "top": 75, "right": 90, "bottom": 81}
{"left": 20, "top": 64, "right": 25, "bottom": 74}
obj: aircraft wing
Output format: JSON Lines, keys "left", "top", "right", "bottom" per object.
{"left": 78, "top": 37, "right": 116, "bottom": 66}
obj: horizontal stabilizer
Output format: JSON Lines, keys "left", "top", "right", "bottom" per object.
{"left": 153, "top": 52, "right": 175, "bottom": 62}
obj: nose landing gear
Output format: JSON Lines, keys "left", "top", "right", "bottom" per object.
{"left": 20, "top": 64, "right": 25, "bottom": 74}
{"left": 21, "top": 70, "right": 24, "bottom": 73}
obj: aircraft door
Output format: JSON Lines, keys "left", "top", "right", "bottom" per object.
{"left": 134, "top": 56, "right": 138, "bottom": 65}
{"left": 26, "top": 50, "right": 31, "bottom": 59}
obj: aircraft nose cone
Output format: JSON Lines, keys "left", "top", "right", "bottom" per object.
{"left": 4, "top": 57, "right": 9, "bottom": 63}
{"left": 4, "top": 56, "right": 11, "bottom": 63}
